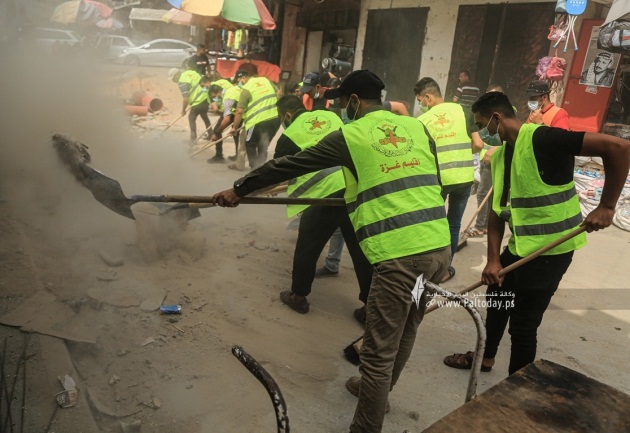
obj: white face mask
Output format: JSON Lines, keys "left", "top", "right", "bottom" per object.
{"left": 527, "top": 100, "right": 540, "bottom": 111}
{"left": 314, "top": 91, "right": 320, "bottom": 99}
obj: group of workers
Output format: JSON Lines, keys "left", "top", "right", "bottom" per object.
{"left": 168, "top": 43, "right": 281, "bottom": 168}
{"left": 171, "top": 55, "right": 629, "bottom": 433}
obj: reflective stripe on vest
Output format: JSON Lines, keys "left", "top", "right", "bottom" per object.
{"left": 418, "top": 102, "right": 474, "bottom": 186}
{"left": 288, "top": 167, "right": 342, "bottom": 198}
{"left": 345, "top": 174, "right": 440, "bottom": 214}
{"left": 188, "top": 84, "right": 209, "bottom": 107}
{"left": 223, "top": 86, "right": 242, "bottom": 113}
{"left": 342, "top": 109, "right": 450, "bottom": 264}
{"left": 284, "top": 110, "right": 345, "bottom": 217}
{"left": 178, "top": 70, "right": 201, "bottom": 97}
{"left": 242, "top": 77, "right": 278, "bottom": 129}
{"left": 490, "top": 123, "right": 586, "bottom": 256}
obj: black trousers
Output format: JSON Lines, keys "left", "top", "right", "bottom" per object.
{"left": 212, "top": 114, "right": 239, "bottom": 156}
{"left": 245, "top": 117, "right": 281, "bottom": 169}
{"left": 483, "top": 248, "right": 573, "bottom": 375}
{"left": 188, "top": 102, "right": 210, "bottom": 139}
{"left": 292, "top": 191, "right": 373, "bottom": 304}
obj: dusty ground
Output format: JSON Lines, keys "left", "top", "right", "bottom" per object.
{"left": 1, "top": 57, "right": 630, "bottom": 433}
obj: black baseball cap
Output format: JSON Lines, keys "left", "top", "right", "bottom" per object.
{"left": 299, "top": 72, "right": 320, "bottom": 93}
{"left": 234, "top": 69, "right": 250, "bottom": 80}
{"left": 323, "top": 70, "right": 385, "bottom": 99}
{"left": 525, "top": 80, "right": 551, "bottom": 97}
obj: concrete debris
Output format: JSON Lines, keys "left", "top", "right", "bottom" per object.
{"left": 141, "top": 337, "right": 155, "bottom": 347}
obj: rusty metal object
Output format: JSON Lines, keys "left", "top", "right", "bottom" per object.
{"left": 231, "top": 346, "right": 289, "bottom": 433}
{"left": 424, "top": 282, "right": 486, "bottom": 403}
{"left": 123, "top": 105, "right": 149, "bottom": 117}
{"left": 131, "top": 91, "right": 163, "bottom": 112}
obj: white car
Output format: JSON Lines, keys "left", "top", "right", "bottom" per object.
{"left": 35, "top": 27, "right": 82, "bottom": 51}
{"left": 116, "top": 38, "right": 196, "bottom": 67}
{"left": 96, "top": 35, "right": 136, "bottom": 62}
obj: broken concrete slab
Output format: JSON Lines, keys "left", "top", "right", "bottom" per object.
{"left": 0, "top": 292, "right": 96, "bottom": 344}
{"left": 139, "top": 289, "right": 166, "bottom": 312}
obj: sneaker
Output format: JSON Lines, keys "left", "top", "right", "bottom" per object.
{"left": 314, "top": 267, "right": 339, "bottom": 278}
{"left": 345, "top": 377, "right": 390, "bottom": 412}
{"left": 227, "top": 155, "right": 238, "bottom": 161}
{"left": 279, "top": 291, "right": 309, "bottom": 314}
{"left": 207, "top": 155, "right": 225, "bottom": 164}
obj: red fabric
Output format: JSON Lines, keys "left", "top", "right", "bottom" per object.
{"left": 84, "top": 0, "right": 112, "bottom": 18}
{"left": 253, "top": 0, "right": 276, "bottom": 30}
{"left": 216, "top": 59, "right": 281, "bottom": 83}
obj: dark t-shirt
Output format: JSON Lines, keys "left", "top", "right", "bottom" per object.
{"left": 189, "top": 54, "right": 209, "bottom": 76}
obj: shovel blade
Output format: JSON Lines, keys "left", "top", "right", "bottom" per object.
{"left": 52, "top": 134, "right": 136, "bottom": 219}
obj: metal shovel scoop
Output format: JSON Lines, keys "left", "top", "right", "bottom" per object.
{"left": 52, "top": 133, "right": 345, "bottom": 220}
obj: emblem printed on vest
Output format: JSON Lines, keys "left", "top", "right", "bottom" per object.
{"left": 302, "top": 116, "right": 331, "bottom": 135}
{"left": 370, "top": 122, "right": 413, "bottom": 157}
{"left": 431, "top": 111, "right": 454, "bottom": 132}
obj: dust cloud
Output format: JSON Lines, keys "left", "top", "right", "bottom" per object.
{"left": 0, "top": 35, "right": 218, "bottom": 255}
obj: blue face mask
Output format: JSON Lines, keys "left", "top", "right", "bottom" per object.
{"left": 212, "top": 97, "right": 221, "bottom": 103}
{"left": 201, "top": 87, "right": 209, "bottom": 93}
{"left": 340, "top": 98, "right": 357, "bottom": 124}
{"left": 237, "top": 82, "right": 243, "bottom": 88}
{"left": 478, "top": 117, "right": 502, "bottom": 146}
{"left": 418, "top": 95, "right": 429, "bottom": 114}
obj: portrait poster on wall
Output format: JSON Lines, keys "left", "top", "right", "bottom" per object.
{"left": 580, "top": 25, "right": 621, "bottom": 88}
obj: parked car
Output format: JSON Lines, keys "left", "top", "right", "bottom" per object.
{"left": 116, "top": 39, "right": 196, "bottom": 67}
{"left": 96, "top": 35, "right": 136, "bottom": 62}
{"left": 35, "top": 27, "right": 82, "bottom": 52}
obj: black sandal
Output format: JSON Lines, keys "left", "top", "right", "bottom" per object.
{"left": 443, "top": 351, "right": 492, "bottom": 372}
{"left": 441, "top": 266, "right": 456, "bottom": 283}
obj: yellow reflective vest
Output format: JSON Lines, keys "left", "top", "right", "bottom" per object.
{"left": 242, "top": 77, "right": 278, "bottom": 129}
{"left": 418, "top": 102, "right": 474, "bottom": 186}
{"left": 284, "top": 110, "right": 345, "bottom": 217}
{"left": 491, "top": 123, "right": 586, "bottom": 256}
{"left": 342, "top": 110, "right": 450, "bottom": 264}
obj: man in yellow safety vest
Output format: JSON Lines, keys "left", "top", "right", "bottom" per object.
{"left": 213, "top": 70, "right": 452, "bottom": 433}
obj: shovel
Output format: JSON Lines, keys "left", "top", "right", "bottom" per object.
{"left": 457, "top": 186, "right": 493, "bottom": 252}
{"left": 52, "top": 134, "right": 345, "bottom": 220}
{"left": 190, "top": 126, "right": 244, "bottom": 158}
{"left": 159, "top": 108, "right": 188, "bottom": 136}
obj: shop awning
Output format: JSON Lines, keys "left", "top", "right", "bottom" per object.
{"left": 129, "top": 8, "right": 171, "bottom": 22}
{"left": 603, "top": 0, "right": 630, "bottom": 25}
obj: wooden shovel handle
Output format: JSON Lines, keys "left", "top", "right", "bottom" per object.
{"left": 130, "top": 194, "right": 346, "bottom": 207}
{"left": 425, "top": 225, "right": 587, "bottom": 313}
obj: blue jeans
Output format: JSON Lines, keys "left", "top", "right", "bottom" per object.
{"left": 324, "top": 228, "right": 344, "bottom": 272}
{"left": 441, "top": 182, "right": 472, "bottom": 260}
